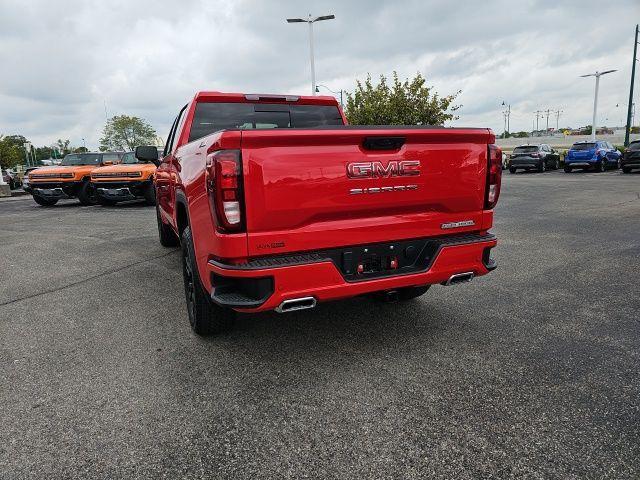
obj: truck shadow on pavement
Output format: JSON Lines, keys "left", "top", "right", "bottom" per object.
{"left": 214, "top": 295, "right": 452, "bottom": 355}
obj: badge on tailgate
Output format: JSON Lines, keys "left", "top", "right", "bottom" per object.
{"left": 347, "top": 160, "right": 420, "bottom": 195}
{"left": 346, "top": 160, "right": 420, "bottom": 178}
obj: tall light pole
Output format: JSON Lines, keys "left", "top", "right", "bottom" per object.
{"left": 286, "top": 14, "right": 335, "bottom": 95}
{"left": 501, "top": 101, "right": 511, "bottom": 137}
{"left": 580, "top": 69, "right": 617, "bottom": 141}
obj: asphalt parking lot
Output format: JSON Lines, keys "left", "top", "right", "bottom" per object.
{"left": 1, "top": 170, "right": 639, "bottom": 479}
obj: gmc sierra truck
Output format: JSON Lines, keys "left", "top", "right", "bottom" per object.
{"left": 137, "top": 92, "right": 501, "bottom": 335}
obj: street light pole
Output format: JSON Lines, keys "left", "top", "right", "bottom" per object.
{"left": 287, "top": 14, "right": 335, "bottom": 96}
{"left": 581, "top": 69, "right": 617, "bottom": 141}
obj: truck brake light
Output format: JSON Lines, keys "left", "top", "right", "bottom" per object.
{"left": 206, "top": 150, "right": 245, "bottom": 232}
{"left": 485, "top": 144, "right": 502, "bottom": 209}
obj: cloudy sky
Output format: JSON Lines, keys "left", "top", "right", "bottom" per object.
{"left": 1, "top": 0, "right": 639, "bottom": 149}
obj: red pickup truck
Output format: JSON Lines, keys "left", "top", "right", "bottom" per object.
{"left": 136, "top": 91, "right": 501, "bottom": 335}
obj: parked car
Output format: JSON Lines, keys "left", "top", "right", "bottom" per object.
{"left": 143, "top": 91, "right": 502, "bottom": 335}
{"left": 508, "top": 144, "right": 560, "bottom": 173}
{"left": 90, "top": 151, "right": 157, "bottom": 205}
{"left": 1, "top": 169, "right": 20, "bottom": 189}
{"left": 27, "top": 152, "right": 122, "bottom": 206}
{"left": 21, "top": 166, "right": 40, "bottom": 193}
{"left": 621, "top": 140, "right": 640, "bottom": 173}
{"left": 564, "top": 140, "right": 621, "bottom": 173}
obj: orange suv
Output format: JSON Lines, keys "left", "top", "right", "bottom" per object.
{"left": 28, "top": 152, "right": 122, "bottom": 206}
{"left": 90, "top": 151, "right": 157, "bottom": 205}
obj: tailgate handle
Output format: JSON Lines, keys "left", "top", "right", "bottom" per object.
{"left": 362, "top": 136, "right": 405, "bottom": 151}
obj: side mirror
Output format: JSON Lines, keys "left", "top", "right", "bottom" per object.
{"left": 135, "top": 146, "right": 160, "bottom": 166}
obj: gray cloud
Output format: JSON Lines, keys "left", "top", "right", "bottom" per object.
{"left": 0, "top": 0, "right": 638, "bottom": 148}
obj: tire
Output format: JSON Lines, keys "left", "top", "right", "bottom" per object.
{"left": 564, "top": 166, "right": 572, "bottom": 173}
{"left": 616, "top": 158, "right": 621, "bottom": 170}
{"left": 595, "top": 160, "right": 605, "bottom": 173}
{"left": 156, "top": 204, "right": 179, "bottom": 247}
{"left": 143, "top": 183, "right": 156, "bottom": 206}
{"left": 32, "top": 195, "right": 58, "bottom": 206}
{"left": 538, "top": 160, "right": 546, "bottom": 173}
{"left": 181, "top": 226, "right": 234, "bottom": 335}
{"left": 77, "top": 181, "right": 98, "bottom": 205}
{"left": 622, "top": 167, "right": 632, "bottom": 174}
{"left": 509, "top": 167, "right": 517, "bottom": 174}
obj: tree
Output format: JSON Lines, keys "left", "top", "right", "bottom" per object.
{"left": 74, "top": 146, "right": 89, "bottom": 153}
{"left": 344, "top": 72, "right": 460, "bottom": 126}
{"left": 56, "top": 139, "right": 72, "bottom": 155}
{"left": 0, "top": 135, "right": 28, "bottom": 169}
{"left": 99, "top": 115, "right": 157, "bottom": 151}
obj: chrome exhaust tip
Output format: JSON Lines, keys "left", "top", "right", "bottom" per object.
{"left": 275, "top": 296, "right": 317, "bottom": 313}
{"left": 444, "top": 272, "right": 475, "bottom": 286}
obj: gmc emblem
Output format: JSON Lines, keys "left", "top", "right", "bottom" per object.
{"left": 346, "top": 160, "right": 420, "bottom": 178}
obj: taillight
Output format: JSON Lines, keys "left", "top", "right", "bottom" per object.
{"left": 206, "top": 149, "right": 244, "bottom": 232}
{"left": 485, "top": 144, "right": 502, "bottom": 209}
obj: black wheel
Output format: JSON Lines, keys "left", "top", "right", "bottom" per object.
{"left": 509, "top": 167, "right": 517, "bottom": 174}
{"left": 622, "top": 167, "right": 632, "bottom": 174}
{"left": 97, "top": 196, "right": 117, "bottom": 206}
{"left": 77, "top": 181, "right": 98, "bottom": 205}
{"left": 554, "top": 158, "right": 560, "bottom": 170}
{"left": 616, "top": 158, "right": 621, "bottom": 170}
{"left": 143, "top": 183, "right": 156, "bottom": 206}
{"left": 156, "top": 203, "right": 179, "bottom": 247}
{"left": 595, "top": 160, "right": 605, "bottom": 173}
{"left": 564, "top": 166, "right": 572, "bottom": 173}
{"left": 32, "top": 195, "right": 58, "bottom": 206}
{"left": 181, "top": 226, "right": 234, "bottom": 335}
{"left": 538, "top": 160, "right": 546, "bottom": 173}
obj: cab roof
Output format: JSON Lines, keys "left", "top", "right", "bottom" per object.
{"left": 193, "top": 91, "right": 339, "bottom": 106}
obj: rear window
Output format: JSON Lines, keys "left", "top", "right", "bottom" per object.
{"left": 628, "top": 141, "right": 640, "bottom": 151}
{"left": 513, "top": 146, "right": 539, "bottom": 153}
{"left": 188, "top": 102, "right": 344, "bottom": 142}
{"left": 571, "top": 143, "right": 596, "bottom": 151}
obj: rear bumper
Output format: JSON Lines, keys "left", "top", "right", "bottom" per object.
{"left": 206, "top": 233, "right": 497, "bottom": 312}
{"left": 510, "top": 158, "right": 541, "bottom": 167}
{"left": 565, "top": 158, "right": 597, "bottom": 166}
{"left": 621, "top": 157, "right": 640, "bottom": 169}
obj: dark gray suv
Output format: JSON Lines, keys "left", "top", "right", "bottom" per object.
{"left": 508, "top": 144, "right": 560, "bottom": 173}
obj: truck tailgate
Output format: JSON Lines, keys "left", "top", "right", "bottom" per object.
{"left": 241, "top": 127, "right": 493, "bottom": 256}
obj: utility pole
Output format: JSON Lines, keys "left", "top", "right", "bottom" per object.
{"left": 287, "top": 14, "right": 335, "bottom": 95}
{"left": 554, "top": 109, "right": 563, "bottom": 131}
{"left": 625, "top": 24, "right": 639, "bottom": 146}
{"left": 534, "top": 110, "right": 543, "bottom": 134}
{"left": 545, "top": 109, "right": 551, "bottom": 133}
